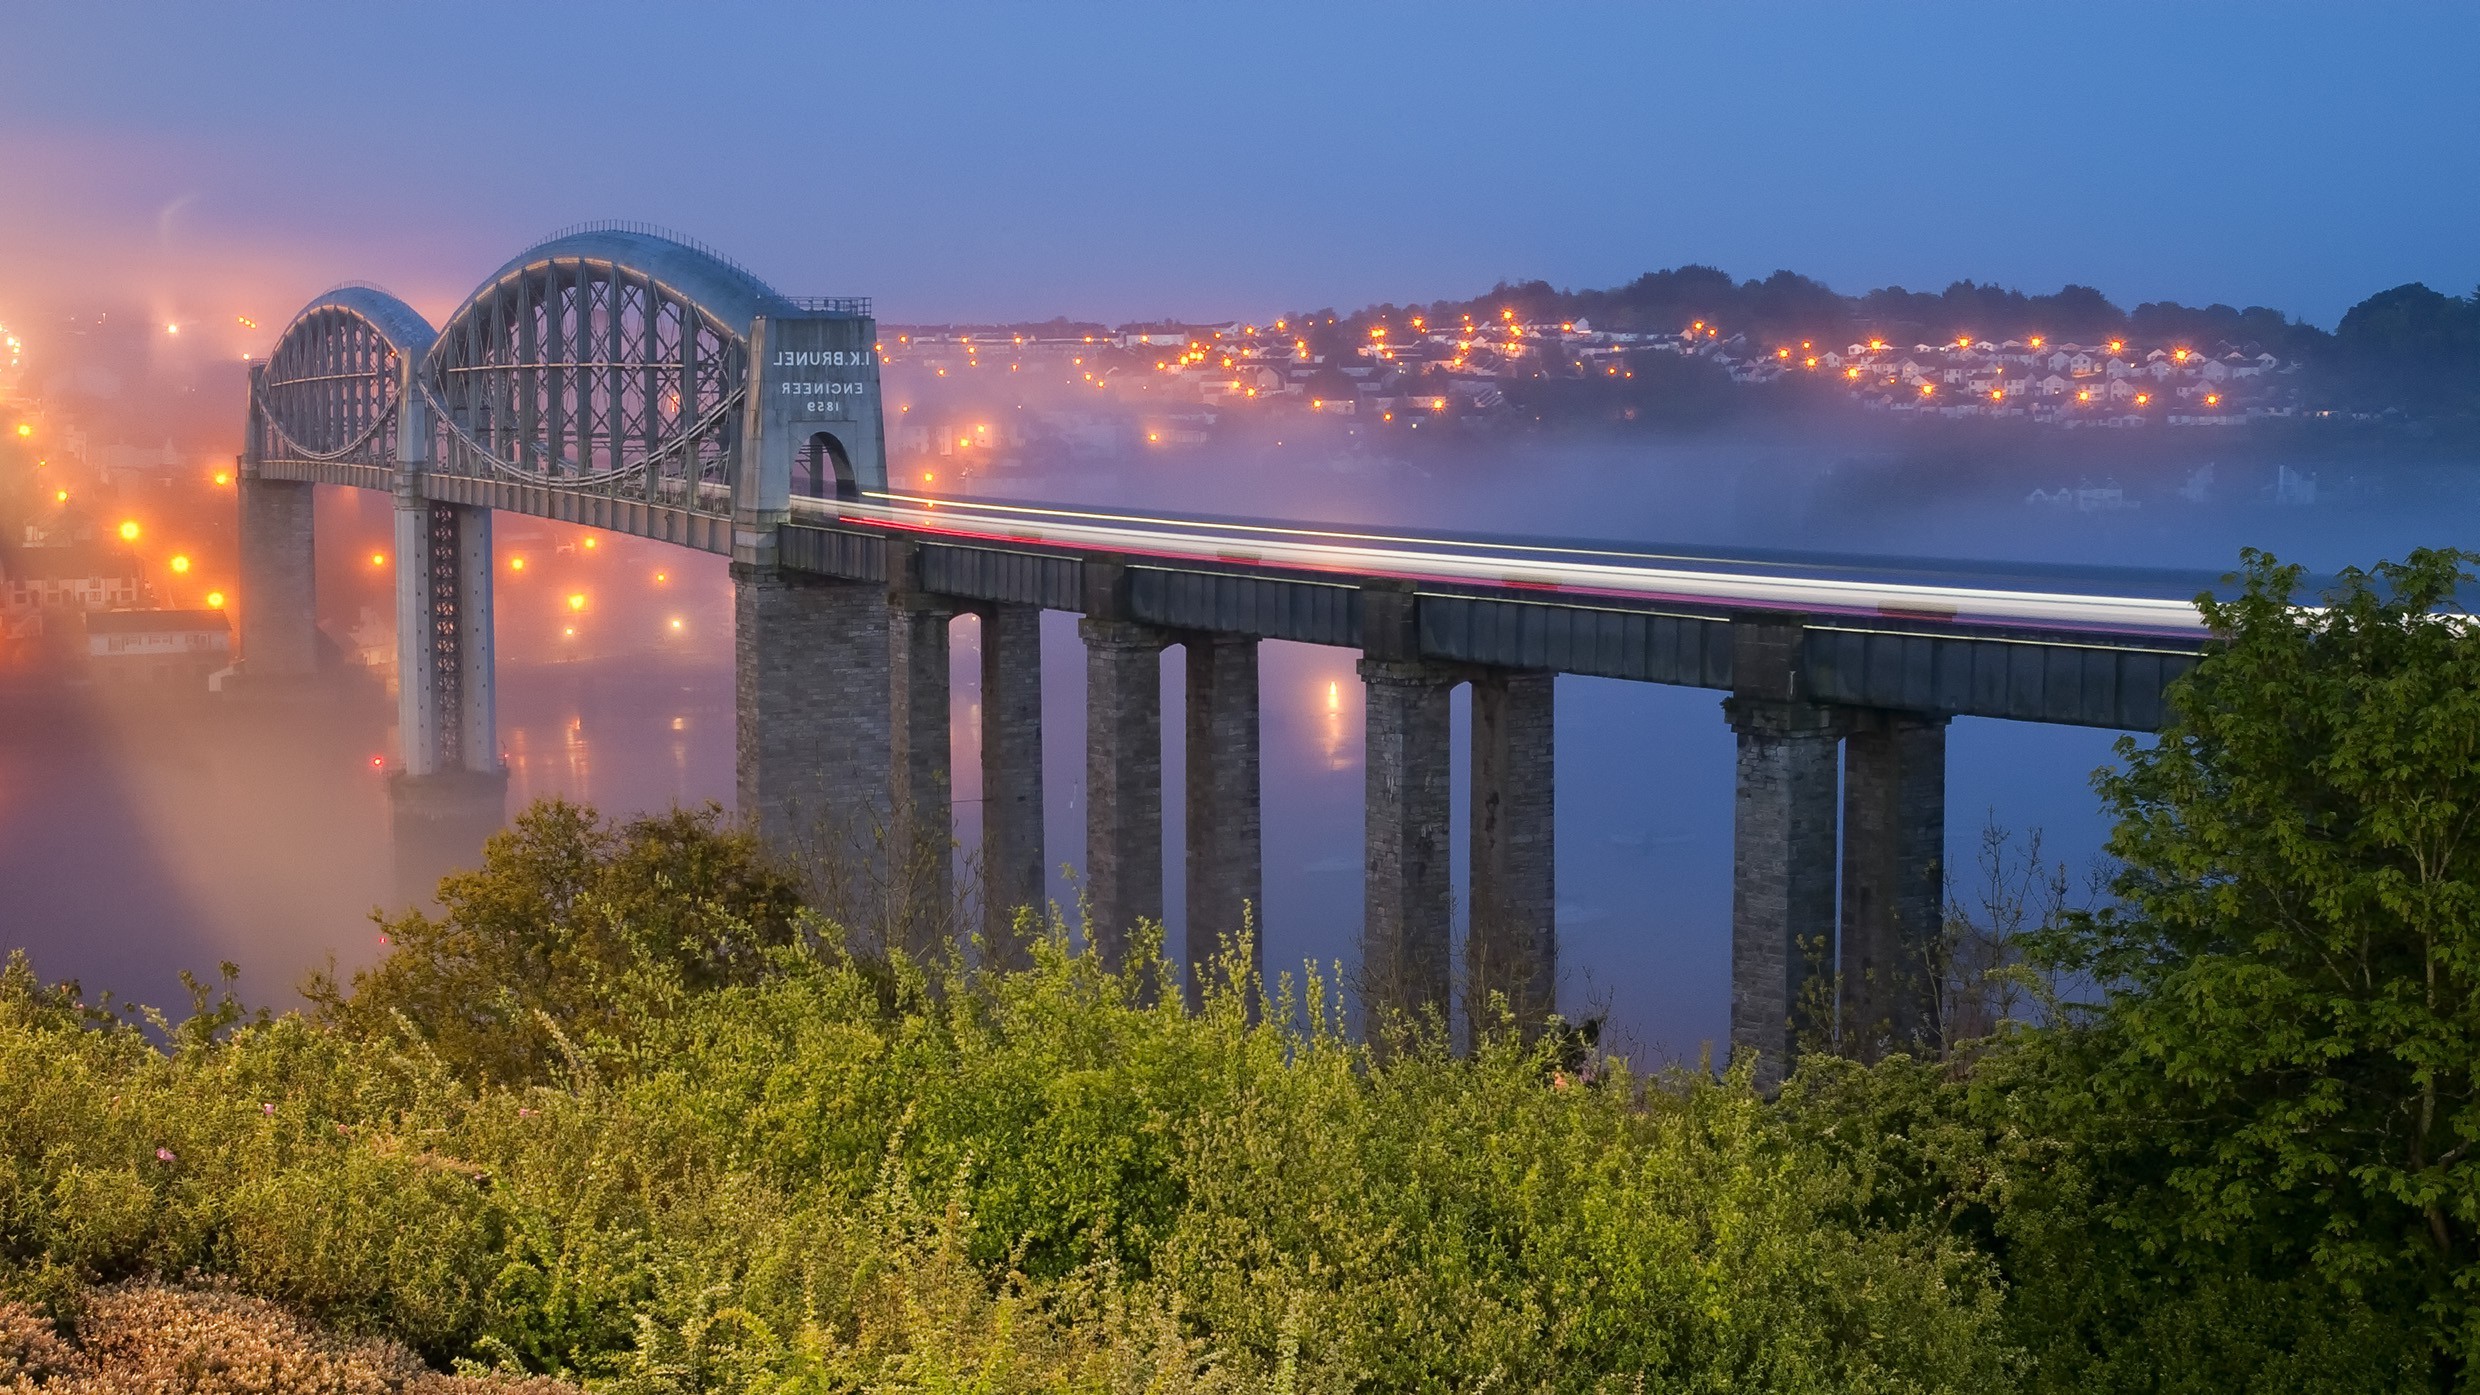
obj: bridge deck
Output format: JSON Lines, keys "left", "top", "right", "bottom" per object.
{"left": 260, "top": 456, "right": 2207, "bottom": 730}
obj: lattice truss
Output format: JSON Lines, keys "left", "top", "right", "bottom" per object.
{"left": 255, "top": 306, "right": 403, "bottom": 464}
{"left": 425, "top": 258, "right": 747, "bottom": 514}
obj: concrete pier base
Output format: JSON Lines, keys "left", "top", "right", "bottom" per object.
{"left": 1081, "top": 616, "right": 1165, "bottom": 967}
{"left": 389, "top": 767, "right": 510, "bottom": 905}
{"left": 734, "top": 565, "right": 891, "bottom": 871}
{"left": 1725, "top": 696, "right": 1844, "bottom": 1090}
{"left": 1359, "top": 657, "right": 1456, "bottom": 1035}
{"left": 888, "top": 595, "right": 956, "bottom": 959}
{"left": 1469, "top": 670, "right": 1556, "bottom": 1040}
{"left": 236, "top": 475, "right": 319, "bottom": 681}
{"left": 978, "top": 603, "right": 1046, "bottom": 967}
{"left": 1184, "top": 634, "right": 1262, "bottom": 1006}
{"left": 1841, "top": 711, "right": 1949, "bottom": 1061}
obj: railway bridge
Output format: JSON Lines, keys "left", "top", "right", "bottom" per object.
{"left": 237, "top": 225, "right": 2209, "bottom": 1082}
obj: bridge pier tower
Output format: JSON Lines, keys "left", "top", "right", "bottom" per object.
{"left": 233, "top": 368, "right": 320, "bottom": 687}
{"left": 1358, "top": 657, "right": 1457, "bottom": 1034}
{"left": 1839, "top": 710, "right": 1948, "bottom": 1061}
{"left": 1724, "top": 617, "right": 1949, "bottom": 1088}
{"left": 1074, "top": 560, "right": 1266, "bottom": 993}
{"left": 732, "top": 564, "right": 891, "bottom": 879}
{"left": 1469, "top": 670, "right": 1557, "bottom": 1038}
{"left": 387, "top": 480, "right": 507, "bottom": 897}
{"left": 887, "top": 549, "right": 957, "bottom": 961}
{"left": 1079, "top": 614, "right": 1166, "bottom": 970}
{"left": 977, "top": 602, "right": 1047, "bottom": 967}
{"left": 1184, "top": 633, "right": 1263, "bottom": 1006}
{"left": 1355, "top": 586, "right": 1560, "bottom": 1044}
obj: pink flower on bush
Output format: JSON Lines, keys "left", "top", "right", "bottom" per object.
{"left": 261, "top": 1103, "right": 275, "bottom": 1116}
{"left": 154, "top": 1147, "right": 175, "bottom": 1164}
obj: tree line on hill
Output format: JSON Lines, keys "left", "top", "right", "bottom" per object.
{"left": 1304, "top": 267, "right": 2480, "bottom": 419}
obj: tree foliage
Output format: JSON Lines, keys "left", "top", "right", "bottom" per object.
{"left": 2021, "top": 547, "right": 2480, "bottom": 1382}
{"left": 306, "top": 800, "right": 807, "bottom": 1086}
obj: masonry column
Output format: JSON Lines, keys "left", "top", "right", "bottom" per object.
{"left": 1723, "top": 696, "right": 1843, "bottom": 1091}
{"left": 1469, "top": 669, "right": 1555, "bottom": 1041}
{"left": 235, "top": 473, "right": 318, "bottom": 682}
{"left": 733, "top": 565, "right": 891, "bottom": 866}
{"left": 234, "top": 366, "right": 319, "bottom": 685}
{"left": 1840, "top": 710, "right": 1948, "bottom": 1061}
{"left": 1185, "top": 634, "right": 1262, "bottom": 1007}
{"left": 1724, "top": 615, "right": 1841, "bottom": 1091}
{"left": 1080, "top": 615, "right": 1166, "bottom": 968}
{"left": 888, "top": 585, "right": 957, "bottom": 960}
{"left": 1360, "top": 657, "right": 1457, "bottom": 1034}
{"left": 979, "top": 603, "right": 1046, "bottom": 966}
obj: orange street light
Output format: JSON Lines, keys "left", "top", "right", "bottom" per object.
{"left": 509, "top": 556, "right": 525, "bottom": 572}
{"left": 567, "top": 593, "right": 587, "bottom": 611}
{"left": 369, "top": 551, "right": 386, "bottom": 566}
{"left": 118, "top": 520, "right": 140, "bottom": 541}
{"left": 169, "top": 555, "right": 191, "bottom": 575}
{"left": 213, "top": 470, "right": 231, "bottom": 486}
{"left": 12, "top": 423, "right": 28, "bottom": 438}
{"left": 206, "top": 591, "right": 226, "bottom": 608}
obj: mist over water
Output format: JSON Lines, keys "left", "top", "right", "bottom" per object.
{"left": 3, "top": 421, "right": 2470, "bottom": 1062}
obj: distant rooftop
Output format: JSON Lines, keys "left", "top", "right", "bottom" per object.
{"left": 85, "top": 608, "right": 229, "bottom": 634}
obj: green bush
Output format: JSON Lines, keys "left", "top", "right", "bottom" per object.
{"left": 0, "top": 876, "right": 2012, "bottom": 1391}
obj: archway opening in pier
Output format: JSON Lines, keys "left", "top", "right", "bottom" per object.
{"left": 804, "top": 431, "right": 859, "bottom": 501}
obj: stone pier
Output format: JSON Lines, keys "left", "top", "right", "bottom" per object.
{"left": 1081, "top": 616, "right": 1165, "bottom": 967}
{"left": 888, "top": 591, "right": 956, "bottom": 958}
{"left": 1184, "top": 634, "right": 1262, "bottom": 1005}
{"left": 235, "top": 472, "right": 319, "bottom": 681}
{"left": 734, "top": 565, "right": 891, "bottom": 864}
{"left": 1359, "top": 657, "right": 1456, "bottom": 1032}
{"left": 978, "top": 603, "right": 1046, "bottom": 966}
{"left": 1724, "top": 695, "right": 1843, "bottom": 1091}
{"left": 1469, "top": 670, "right": 1556, "bottom": 1039}
{"left": 1840, "top": 711, "right": 1949, "bottom": 1060}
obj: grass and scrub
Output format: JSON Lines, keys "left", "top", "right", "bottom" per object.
{"left": 3, "top": 549, "right": 2480, "bottom": 1392}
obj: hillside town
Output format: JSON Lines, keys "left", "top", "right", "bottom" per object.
{"left": 877, "top": 309, "right": 2318, "bottom": 472}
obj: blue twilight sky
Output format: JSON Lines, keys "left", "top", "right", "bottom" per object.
{"left": 1, "top": 4, "right": 2475, "bottom": 331}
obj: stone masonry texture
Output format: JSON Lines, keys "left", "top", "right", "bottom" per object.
{"left": 1081, "top": 616, "right": 1165, "bottom": 967}
{"left": 1360, "top": 657, "right": 1456, "bottom": 1032}
{"left": 978, "top": 603, "right": 1046, "bottom": 967}
{"left": 1725, "top": 696, "right": 1843, "bottom": 1092}
{"left": 735, "top": 565, "right": 891, "bottom": 862}
{"left": 1840, "top": 711, "right": 1949, "bottom": 1061}
{"left": 237, "top": 476, "right": 318, "bottom": 679}
{"left": 1184, "top": 634, "right": 1262, "bottom": 1007}
{"left": 888, "top": 595, "right": 956, "bottom": 959}
{"left": 1470, "top": 670, "right": 1556, "bottom": 1039}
